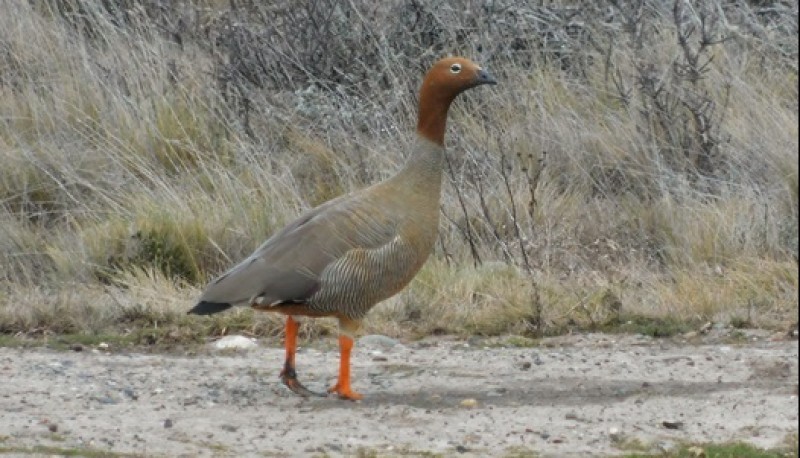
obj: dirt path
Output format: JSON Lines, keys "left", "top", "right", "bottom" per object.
{"left": 1, "top": 332, "right": 797, "bottom": 457}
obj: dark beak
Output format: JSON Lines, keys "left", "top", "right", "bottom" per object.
{"left": 475, "top": 68, "right": 497, "bottom": 86}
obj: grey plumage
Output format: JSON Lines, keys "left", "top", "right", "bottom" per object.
{"left": 190, "top": 136, "right": 443, "bottom": 319}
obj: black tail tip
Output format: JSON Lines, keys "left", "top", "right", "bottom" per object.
{"left": 188, "top": 301, "right": 232, "bottom": 315}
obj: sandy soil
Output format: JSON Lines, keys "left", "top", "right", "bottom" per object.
{"left": 0, "top": 331, "right": 797, "bottom": 457}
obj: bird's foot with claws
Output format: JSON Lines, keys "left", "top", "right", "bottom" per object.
{"left": 280, "top": 363, "right": 325, "bottom": 397}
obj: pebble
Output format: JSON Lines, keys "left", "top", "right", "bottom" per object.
{"left": 662, "top": 420, "right": 684, "bottom": 430}
{"left": 459, "top": 398, "right": 478, "bottom": 408}
{"left": 654, "top": 440, "right": 678, "bottom": 453}
{"left": 359, "top": 335, "right": 401, "bottom": 349}
{"left": 213, "top": 335, "right": 257, "bottom": 350}
{"left": 93, "top": 395, "right": 118, "bottom": 405}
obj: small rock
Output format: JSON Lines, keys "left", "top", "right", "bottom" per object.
{"left": 372, "top": 356, "right": 388, "bottom": 362}
{"left": 163, "top": 419, "right": 173, "bottom": 428}
{"left": 359, "top": 335, "right": 401, "bottom": 349}
{"left": 94, "top": 395, "right": 118, "bottom": 405}
{"left": 460, "top": 398, "right": 478, "bottom": 408}
{"left": 608, "top": 427, "right": 623, "bottom": 442}
{"left": 48, "top": 423, "right": 58, "bottom": 433}
{"left": 653, "top": 440, "right": 678, "bottom": 454}
{"left": 98, "top": 342, "right": 109, "bottom": 350}
{"left": 520, "top": 361, "right": 532, "bottom": 370}
{"left": 455, "top": 445, "right": 468, "bottom": 453}
{"left": 662, "top": 420, "right": 684, "bottom": 430}
{"left": 213, "top": 335, "right": 257, "bottom": 350}
{"left": 565, "top": 412, "right": 578, "bottom": 420}
{"left": 699, "top": 322, "right": 713, "bottom": 333}
{"left": 221, "top": 424, "right": 238, "bottom": 432}
{"left": 70, "top": 344, "right": 84, "bottom": 352}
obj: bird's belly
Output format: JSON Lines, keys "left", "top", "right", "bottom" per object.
{"left": 307, "top": 237, "right": 430, "bottom": 319}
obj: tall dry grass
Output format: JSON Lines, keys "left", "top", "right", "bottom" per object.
{"left": 0, "top": 0, "right": 796, "bottom": 342}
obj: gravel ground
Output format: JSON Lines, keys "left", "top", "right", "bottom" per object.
{"left": 0, "top": 331, "right": 797, "bottom": 457}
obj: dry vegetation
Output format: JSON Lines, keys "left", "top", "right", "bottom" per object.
{"left": 0, "top": 0, "right": 797, "bottom": 344}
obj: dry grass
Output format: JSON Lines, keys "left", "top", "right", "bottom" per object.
{"left": 0, "top": 0, "right": 796, "bottom": 343}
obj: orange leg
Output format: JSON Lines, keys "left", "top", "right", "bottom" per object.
{"left": 279, "top": 316, "right": 323, "bottom": 397}
{"left": 328, "top": 334, "right": 363, "bottom": 400}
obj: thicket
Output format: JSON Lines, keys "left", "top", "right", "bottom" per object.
{"left": 0, "top": 0, "right": 796, "bottom": 339}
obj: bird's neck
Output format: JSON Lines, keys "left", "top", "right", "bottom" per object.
{"left": 393, "top": 135, "right": 445, "bottom": 198}
{"left": 416, "top": 80, "right": 457, "bottom": 147}
{"left": 383, "top": 81, "right": 456, "bottom": 203}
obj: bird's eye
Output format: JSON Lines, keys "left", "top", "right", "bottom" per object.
{"left": 450, "top": 63, "right": 462, "bottom": 74}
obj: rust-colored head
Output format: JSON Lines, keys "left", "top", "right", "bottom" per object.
{"left": 416, "top": 57, "right": 496, "bottom": 146}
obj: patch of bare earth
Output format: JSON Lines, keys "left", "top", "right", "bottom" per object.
{"left": 0, "top": 331, "right": 797, "bottom": 456}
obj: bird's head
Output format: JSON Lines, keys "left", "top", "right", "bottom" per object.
{"left": 417, "top": 57, "right": 496, "bottom": 145}
{"left": 422, "top": 57, "right": 497, "bottom": 97}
